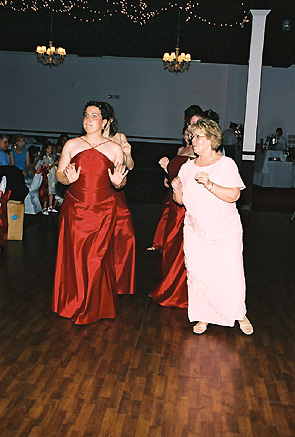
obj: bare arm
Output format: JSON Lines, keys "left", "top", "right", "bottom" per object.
{"left": 56, "top": 140, "right": 80, "bottom": 185}
{"left": 9, "top": 151, "right": 14, "bottom": 165}
{"left": 159, "top": 156, "right": 169, "bottom": 173}
{"left": 25, "top": 151, "right": 30, "bottom": 173}
{"left": 171, "top": 176, "right": 183, "bottom": 205}
{"left": 195, "top": 172, "right": 240, "bottom": 203}
{"left": 120, "top": 134, "right": 134, "bottom": 170}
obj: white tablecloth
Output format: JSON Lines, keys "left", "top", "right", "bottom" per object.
{"left": 24, "top": 173, "right": 43, "bottom": 214}
{"left": 254, "top": 150, "right": 284, "bottom": 174}
{"left": 253, "top": 161, "right": 295, "bottom": 188}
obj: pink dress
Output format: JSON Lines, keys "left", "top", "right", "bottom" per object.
{"left": 178, "top": 156, "right": 246, "bottom": 327}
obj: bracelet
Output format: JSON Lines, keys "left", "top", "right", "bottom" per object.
{"left": 207, "top": 182, "right": 214, "bottom": 191}
{"left": 112, "top": 181, "right": 123, "bottom": 189}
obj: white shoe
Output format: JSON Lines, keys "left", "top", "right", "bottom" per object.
{"left": 49, "top": 208, "right": 58, "bottom": 213}
{"left": 42, "top": 209, "right": 49, "bottom": 216}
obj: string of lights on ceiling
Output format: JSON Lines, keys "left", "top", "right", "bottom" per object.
{"left": 0, "top": 0, "right": 250, "bottom": 27}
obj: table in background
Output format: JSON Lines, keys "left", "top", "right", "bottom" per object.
{"left": 253, "top": 149, "right": 295, "bottom": 188}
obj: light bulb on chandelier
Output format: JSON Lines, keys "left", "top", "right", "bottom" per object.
{"left": 163, "top": 9, "right": 191, "bottom": 74}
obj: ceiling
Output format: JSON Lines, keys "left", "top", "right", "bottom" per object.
{"left": 1, "top": 0, "right": 295, "bottom": 68}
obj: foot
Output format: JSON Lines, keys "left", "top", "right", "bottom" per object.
{"left": 42, "top": 209, "right": 49, "bottom": 216}
{"left": 50, "top": 208, "right": 58, "bottom": 213}
{"left": 146, "top": 246, "right": 156, "bottom": 251}
{"left": 193, "top": 322, "right": 208, "bottom": 335}
{"left": 239, "top": 316, "right": 253, "bottom": 335}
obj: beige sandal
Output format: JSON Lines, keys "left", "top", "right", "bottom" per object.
{"left": 193, "top": 322, "right": 208, "bottom": 335}
{"left": 239, "top": 316, "right": 253, "bottom": 335}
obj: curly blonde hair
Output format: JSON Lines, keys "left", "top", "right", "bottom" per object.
{"left": 190, "top": 118, "right": 222, "bottom": 150}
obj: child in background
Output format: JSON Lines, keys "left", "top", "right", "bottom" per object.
{"left": 41, "top": 141, "right": 59, "bottom": 215}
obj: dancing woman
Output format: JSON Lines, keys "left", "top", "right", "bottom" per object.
{"left": 52, "top": 101, "right": 127, "bottom": 324}
{"left": 149, "top": 125, "right": 197, "bottom": 308}
{"left": 102, "top": 103, "right": 136, "bottom": 295}
{"left": 172, "top": 119, "right": 253, "bottom": 335}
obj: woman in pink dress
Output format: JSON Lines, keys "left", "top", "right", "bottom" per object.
{"left": 172, "top": 119, "right": 253, "bottom": 335}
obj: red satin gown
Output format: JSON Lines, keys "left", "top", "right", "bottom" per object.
{"left": 52, "top": 149, "right": 117, "bottom": 324}
{"left": 113, "top": 189, "right": 136, "bottom": 294}
{"left": 152, "top": 191, "right": 170, "bottom": 251}
{"left": 150, "top": 155, "right": 190, "bottom": 308}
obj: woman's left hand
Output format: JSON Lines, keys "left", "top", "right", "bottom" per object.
{"left": 195, "top": 172, "right": 211, "bottom": 189}
{"left": 121, "top": 141, "right": 131, "bottom": 157}
{"left": 108, "top": 162, "right": 128, "bottom": 187}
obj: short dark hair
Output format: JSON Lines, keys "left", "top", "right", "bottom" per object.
{"left": 203, "top": 109, "right": 220, "bottom": 124}
{"left": 13, "top": 133, "right": 25, "bottom": 144}
{"left": 28, "top": 145, "right": 39, "bottom": 162}
{"left": 184, "top": 105, "right": 204, "bottom": 124}
{"left": 56, "top": 133, "right": 69, "bottom": 146}
{"left": 0, "top": 134, "right": 8, "bottom": 141}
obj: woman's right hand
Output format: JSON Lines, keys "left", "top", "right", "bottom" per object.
{"left": 164, "top": 177, "right": 169, "bottom": 188}
{"left": 159, "top": 156, "right": 169, "bottom": 172}
{"left": 63, "top": 163, "right": 81, "bottom": 183}
{"left": 171, "top": 176, "right": 183, "bottom": 192}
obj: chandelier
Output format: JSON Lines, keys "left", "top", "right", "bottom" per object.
{"left": 163, "top": 9, "right": 191, "bottom": 74}
{"left": 36, "top": 0, "right": 66, "bottom": 67}
{"left": 36, "top": 41, "right": 66, "bottom": 67}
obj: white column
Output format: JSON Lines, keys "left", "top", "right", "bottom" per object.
{"left": 242, "top": 9, "right": 270, "bottom": 161}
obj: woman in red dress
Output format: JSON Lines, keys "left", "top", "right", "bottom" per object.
{"left": 52, "top": 101, "right": 127, "bottom": 325}
{"left": 102, "top": 104, "right": 136, "bottom": 295}
{"left": 150, "top": 108, "right": 222, "bottom": 308}
{"left": 150, "top": 125, "right": 198, "bottom": 308}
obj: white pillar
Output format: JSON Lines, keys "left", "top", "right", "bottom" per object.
{"left": 242, "top": 9, "right": 270, "bottom": 161}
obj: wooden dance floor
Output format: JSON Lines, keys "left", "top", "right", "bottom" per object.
{"left": 0, "top": 205, "right": 295, "bottom": 436}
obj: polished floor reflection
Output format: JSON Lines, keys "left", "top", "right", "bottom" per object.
{"left": 0, "top": 205, "right": 294, "bottom": 436}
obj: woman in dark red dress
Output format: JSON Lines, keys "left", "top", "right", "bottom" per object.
{"left": 52, "top": 101, "right": 127, "bottom": 325}
{"left": 102, "top": 104, "right": 136, "bottom": 295}
{"left": 150, "top": 108, "right": 221, "bottom": 308}
{"left": 150, "top": 126, "right": 197, "bottom": 308}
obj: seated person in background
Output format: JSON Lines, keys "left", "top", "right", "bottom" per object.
{"left": 0, "top": 165, "right": 29, "bottom": 202}
{"left": 10, "top": 133, "right": 29, "bottom": 177}
{"left": 276, "top": 127, "right": 287, "bottom": 151}
{"left": 27, "top": 146, "right": 41, "bottom": 179}
{"left": 0, "top": 135, "right": 10, "bottom": 166}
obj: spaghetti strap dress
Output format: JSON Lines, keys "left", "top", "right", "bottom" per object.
{"left": 112, "top": 189, "right": 136, "bottom": 294}
{"left": 150, "top": 155, "right": 190, "bottom": 308}
{"left": 52, "top": 146, "right": 117, "bottom": 325}
{"left": 151, "top": 191, "right": 170, "bottom": 251}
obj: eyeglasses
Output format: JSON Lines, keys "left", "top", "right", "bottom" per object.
{"left": 189, "top": 134, "right": 207, "bottom": 140}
